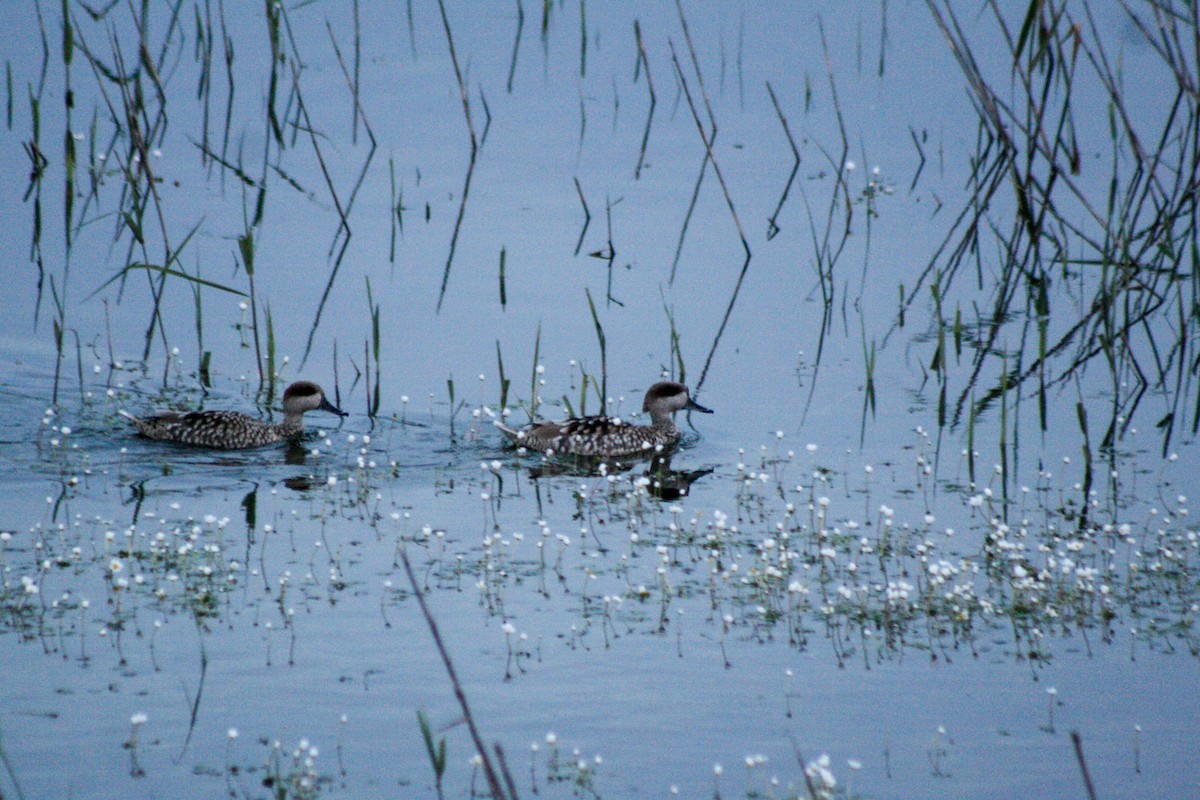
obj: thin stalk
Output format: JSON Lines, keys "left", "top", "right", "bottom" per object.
{"left": 498, "top": 247, "right": 507, "bottom": 309}
{"left": 765, "top": 80, "right": 801, "bottom": 239}
{"left": 573, "top": 176, "right": 590, "bottom": 256}
{"left": 585, "top": 288, "right": 607, "bottom": 402}
{"left": 669, "top": 42, "right": 752, "bottom": 396}
{"left": 399, "top": 547, "right": 511, "bottom": 800}
{"left": 496, "top": 341, "right": 510, "bottom": 412}
{"left": 264, "top": 304, "right": 276, "bottom": 405}
{"left": 506, "top": 0, "right": 524, "bottom": 93}
{"left": 529, "top": 323, "right": 541, "bottom": 422}
{"left": 434, "top": 0, "right": 478, "bottom": 312}
{"left": 632, "top": 20, "right": 656, "bottom": 180}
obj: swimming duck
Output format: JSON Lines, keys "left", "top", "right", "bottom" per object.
{"left": 120, "top": 381, "right": 346, "bottom": 449}
{"left": 495, "top": 381, "right": 711, "bottom": 458}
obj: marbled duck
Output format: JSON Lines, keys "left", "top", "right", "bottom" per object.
{"left": 495, "top": 381, "right": 711, "bottom": 457}
{"left": 120, "top": 381, "right": 346, "bottom": 449}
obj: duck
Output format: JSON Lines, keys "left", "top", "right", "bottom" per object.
{"left": 119, "top": 381, "right": 346, "bottom": 449}
{"left": 495, "top": 380, "right": 711, "bottom": 458}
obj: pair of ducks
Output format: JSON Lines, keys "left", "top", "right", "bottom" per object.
{"left": 122, "top": 380, "right": 712, "bottom": 457}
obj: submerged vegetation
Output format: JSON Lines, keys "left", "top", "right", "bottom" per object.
{"left": 3, "top": 0, "right": 1199, "bottom": 798}
{"left": 4, "top": 364, "right": 1197, "bottom": 796}
{"left": 12, "top": 395, "right": 1199, "bottom": 668}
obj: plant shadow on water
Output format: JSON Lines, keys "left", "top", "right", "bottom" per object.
{"left": 2, "top": 2, "right": 1200, "bottom": 799}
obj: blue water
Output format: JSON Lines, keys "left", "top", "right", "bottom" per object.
{"left": 1, "top": 3, "right": 1197, "bottom": 799}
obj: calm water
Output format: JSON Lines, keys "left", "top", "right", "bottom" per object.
{"left": 1, "top": 3, "right": 1198, "bottom": 799}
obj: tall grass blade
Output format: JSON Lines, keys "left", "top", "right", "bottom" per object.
{"left": 573, "top": 176, "right": 590, "bottom": 255}
{"left": 91, "top": 263, "right": 247, "bottom": 299}
{"left": 398, "top": 547, "right": 511, "bottom": 800}
{"left": 966, "top": 393, "right": 976, "bottom": 486}
{"left": 434, "top": 0, "right": 479, "bottom": 312}
{"left": 669, "top": 42, "right": 753, "bottom": 396}
{"left": 632, "top": 20, "right": 656, "bottom": 180}
{"left": 765, "top": 81, "right": 800, "bottom": 239}
{"left": 495, "top": 341, "right": 510, "bottom": 412}
{"left": 661, "top": 294, "right": 684, "bottom": 383}
{"left": 498, "top": 247, "right": 507, "bottom": 309}
{"left": 389, "top": 157, "right": 401, "bottom": 263}
{"left": 507, "top": 0, "right": 524, "bottom": 93}
{"left": 264, "top": 304, "right": 276, "bottom": 404}
{"left": 578, "top": 0, "right": 586, "bottom": 77}
{"left": 529, "top": 323, "right": 541, "bottom": 422}
{"left": 585, "top": 288, "right": 607, "bottom": 402}
{"left": 367, "top": 277, "right": 381, "bottom": 417}
{"left": 1076, "top": 399, "right": 1093, "bottom": 530}
{"left": 416, "top": 710, "right": 448, "bottom": 800}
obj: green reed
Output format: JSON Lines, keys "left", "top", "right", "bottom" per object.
{"left": 966, "top": 392, "right": 976, "bottom": 486}
{"left": 495, "top": 341, "right": 511, "bottom": 412}
{"left": 632, "top": 20, "right": 656, "bottom": 180}
{"left": 54, "top": 2, "right": 193, "bottom": 381}
{"left": 764, "top": 80, "right": 800, "bottom": 239}
{"left": 61, "top": 0, "right": 74, "bottom": 253}
{"left": 573, "top": 176, "right": 590, "bottom": 255}
{"left": 998, "top": 352, "right": 1009, "bottom": 513}
{"left": 190, "top": 259, "right": 212, "bottom": 387}
{"left": 498, "top": 247, "right": 507, "bottom": 309}
{"left": 1076, "top": 399, "right": 1094, "bottom": 528}
{"left": 584, "top": 288, "right": 607, "bottom": 403}
{"left": 404, "top": 0, "right": 417, "bottom": 56}
{"left": 661, "top": 296, "right": 685, "bottom": 384}
{"left": 290, "top": 50, "right": 357, "bottom": 366}
{"left": 920, "top": 1, "right": 1200, "bottom": 453}
{"left": 264, "top": 305, "right": 276, "bottom": 406}
{"left": 399, "top": 545, "right": 514, "bottom": 800}
{"left": 388, "top": 157, "right": 403, "bottom": 263}
{"left": 416, "top": 710, "right": 448, "bottom": 800}
{"left": 860, "top": 331, "right": 876, "bottom": 446}
{"left": 193, "top": 1, "right": 212, "bottom": 168}
{"left": 579, "top": 0, "right": 588, "bottom": 77}
{"left": 238, "top": 230, "right": 265, "bottom": 392}
{"left": 528, "top": 323, "right": 542, "bottom": 422}
{"left": 24, "top": 17, "right": 47, "bottom": 326}
{"left": 507, "top": 0, "right": 524, "bottom": 93}
{"left": 434, "top": 0, "right": 479, "bottom": 313}
{"left": 366, "top": 278, "right": 381, "bottom": 417}
{"left": 931, "top": 280, "right": 947, "bottom": 427}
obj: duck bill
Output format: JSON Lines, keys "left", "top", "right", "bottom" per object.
{"left": 685, "top": 397, "right": 713, "bottom": 414}
{"left": 319, "top": 397, "right": 349, "bottom": 417}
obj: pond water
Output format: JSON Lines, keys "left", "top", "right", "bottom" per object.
{"left": 1, "top": 2, "right": 1198, "bottom": 799}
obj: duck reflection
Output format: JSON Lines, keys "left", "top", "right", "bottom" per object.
{"left": 522, "top": 449, "right": 712, "bottom": 499}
